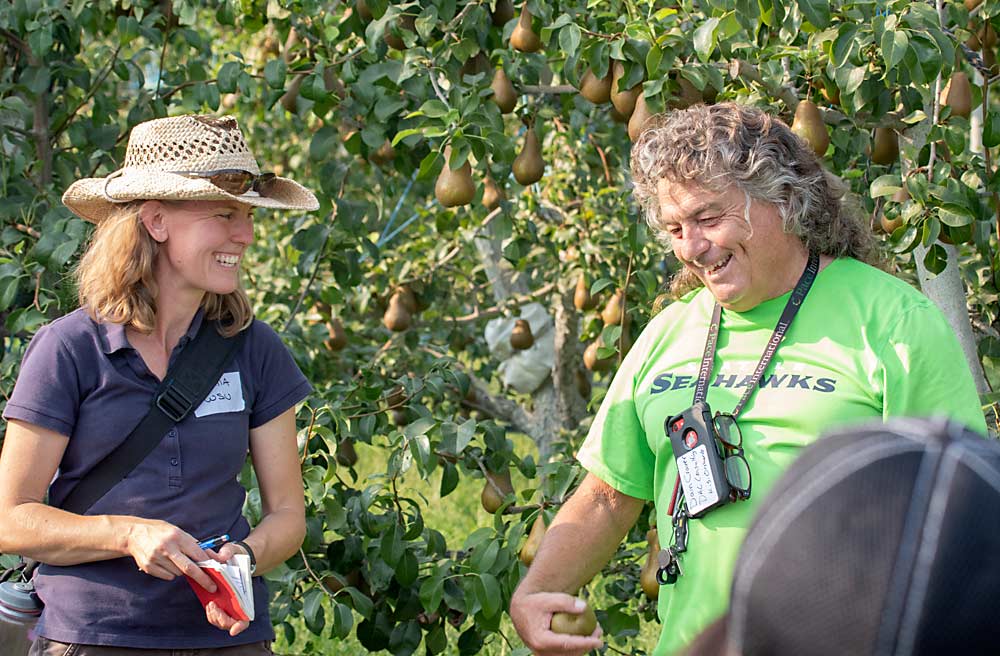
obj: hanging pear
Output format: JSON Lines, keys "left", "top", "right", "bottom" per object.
{"left": 355, "top": 0, "right": 373, "bottom": 21}
{"left": 336, "top": 439, "right": 358, "bottom": 467}
{"left": 574, "top": 274, "right": 597, "bottom": 311}
{"left": 640, "top": 528, "right": 661, "bottom": 600}
{"left": 491, "top": 68, "right": 518, "bottom": 114}
{"left": 509, "top": 5, "right": 542, "bottom": 53}
{"left": 611, "top": 60, "right": 641, "bottom": 118}
{"left": 870, "top": 128, "right": 899, "bottom": 165}
{"left": 574, "top": 367, "right": 591, "bottom": 399}
{"left": 519, "top": 514, "right": 547, "bottom": 566}
{"left": 513, "top": 127, "right": 545, "bottom": 185}
{"left": 579, "top": 66, "right": 612, "bottom": 104}
{"left": 482, "top": 173, "right": 505, "bottom": 210}
{"left": 392, "top": 285, "right": 418, "bottom": 314}
{"left": 510, "top": 319, "right": 534, "bottom": 350}
{"left": 481, "top": 468, "right": 515, "bottom": 513}
{"left": 671, "top": 76, "right": 702, "bottom": 110}
{"left": 791, "top": 100, "right": 829, "bottom": 156}
{"left": 384, "top": 14, "right": 416, "bottom": 50}
{"left": 491, "top": 0, "right": 515, "bottom": 26}
{"left": 383, "top": 294, "right": 411, "bottom": 332}
{"left": 551, "top": 604, "right": 598, "bottom": 636}
{"left": 601, "top": 289, "right": 624, "bottom": 326}
{"left": 324, "top": 318, "right": 347, "bottom": 351}
{"left": 627, "top": 92, "right": 653, "bottom": 142}
{"left": 435, "top": 148, "right": 476, "bottom": 207}
{"left": 583, "top": 340, "right": 613, "bottom": 373}
{"left": 941, "top": 71, "right": 972, "bottom": 119}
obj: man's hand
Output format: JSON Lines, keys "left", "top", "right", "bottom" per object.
{"left": 510, "top": 590, "right": 604, "bottom": 656}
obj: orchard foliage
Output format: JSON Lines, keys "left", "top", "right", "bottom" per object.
{"left": 2, "top": 0, "right": 999, "bottom": 653}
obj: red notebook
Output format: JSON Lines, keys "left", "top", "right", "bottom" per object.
{"left": 185, "top": 554, "right": 255, "bottom": 622}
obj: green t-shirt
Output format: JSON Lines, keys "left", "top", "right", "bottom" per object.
{"left": 577, "top": 258, "right": 986, "bottom": 655}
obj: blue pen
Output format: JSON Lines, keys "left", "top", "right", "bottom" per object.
{"left": 198, "top": 534, "right": 230, "bottom": 550}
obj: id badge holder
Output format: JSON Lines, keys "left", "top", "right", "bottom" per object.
{"left": 665, "top": 401, "right": 731, "bottom": 518}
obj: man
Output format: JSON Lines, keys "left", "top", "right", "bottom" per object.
{"left": 509, "top": 103, "right": 986, "bottom": 656}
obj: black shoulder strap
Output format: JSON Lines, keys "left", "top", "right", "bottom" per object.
{"left": 60, "top": 319, "right": 247, "bottom": 515}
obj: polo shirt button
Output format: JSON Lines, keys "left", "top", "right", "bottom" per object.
{"left": 170, "top": 458, "right": 179, "bottom": 466}
{"left": 168, "top": 430, "right": 177, "bottom": 437}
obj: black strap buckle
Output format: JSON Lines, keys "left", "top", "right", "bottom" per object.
{"left": 155, "top": 379, "right": 196, "bottom": 423}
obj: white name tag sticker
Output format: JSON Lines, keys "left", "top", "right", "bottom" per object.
{"left": 194, "top": 371, "right": 246, "bottom": 418}
{"left": 677, "top": 444, "right": 720, "bottom": 516}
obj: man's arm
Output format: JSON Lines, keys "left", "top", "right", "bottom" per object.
{"left": 510, "top": 472, "right": 645, "bottom": 656}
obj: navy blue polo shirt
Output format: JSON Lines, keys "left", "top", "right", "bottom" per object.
{"left": 2, "top": 308, "right": 311, "bottom": 648}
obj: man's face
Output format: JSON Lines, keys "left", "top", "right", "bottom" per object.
{"left": 656, "top": 180, "right": 808, "bottom": 312}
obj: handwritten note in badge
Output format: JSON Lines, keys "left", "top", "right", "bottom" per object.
{"left": 677, "top": 444, "right": 720, "bottom": 516}
{"left": 194, "top": 371, "right": 246, "bottom": 418}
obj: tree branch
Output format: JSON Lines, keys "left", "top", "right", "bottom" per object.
{"left": 551, "top": 286, "right": 588, "bottom": 428}
{"left": 452, "top": 282, "right": 555, "bottom": 323}
{"left": 50, "top": 44, "right": 122, "bottom": 142}
{"left": 521, "top": 84, "right": 576, "bottom": 95}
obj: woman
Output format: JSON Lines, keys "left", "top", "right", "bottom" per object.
{"left": 0, "top": 114, "right": 319, "bottom": 654}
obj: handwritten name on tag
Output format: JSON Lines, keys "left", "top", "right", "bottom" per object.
{"left": 677, "top": 444, "right": 720, "bottom": 516}
{"left": 194, "top": 371, "right": 246, "bottom": 418}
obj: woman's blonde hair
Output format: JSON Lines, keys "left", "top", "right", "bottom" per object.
{"left": 76, "top": 202, "right": 252, "bottom": 336}
{"left": 631, "top": 102, "right": 880, "bottom": 299}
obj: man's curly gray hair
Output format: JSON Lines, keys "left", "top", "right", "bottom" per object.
{"left": 630, "top": 102, "right": 880, "bottom": 298}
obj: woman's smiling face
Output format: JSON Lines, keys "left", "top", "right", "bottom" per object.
{"left": 656, "top": 180, "right": 809, "bottom": 312}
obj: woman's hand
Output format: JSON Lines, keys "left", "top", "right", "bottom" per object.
{"left": 510, "top": 590, "right": 604, "bottom": 656}
{"left": 201, "top": 542, "right": 252, "bottom": 636}
{"left": 125, "top": 518, "right": 216, "bottom": 592}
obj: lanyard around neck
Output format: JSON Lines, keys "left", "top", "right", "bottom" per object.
{"left": 691, "top": 251, "right": 820, "bottom": 419}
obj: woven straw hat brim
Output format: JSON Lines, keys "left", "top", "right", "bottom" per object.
{"left": 62, "top": 170, "right": 320, "bottom": 223}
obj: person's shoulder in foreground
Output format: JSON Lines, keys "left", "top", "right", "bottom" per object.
{"left": 687, "top": 417, "right": 1000, "bottom": 656}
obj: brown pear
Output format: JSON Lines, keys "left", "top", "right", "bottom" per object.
{"left": 601, "top": 290, "right": 624, "bottom": 326}
{"left": 391, "top": 408, "right": 409, "bottom": 426}
{"left": 324, "top": 318, "right": 347, "bottom": 351}
{"left": 551, "top": 605, "right": 598, "bottom": 636}
{"left": 356, "top": 0, "right": 373, "bottom": 21}
{"left": 482, "top": 173, "right": 505, "bottom": 210}
{"left": 392, "top": 285, "right": 418, "bottom": 314}
{"left": 491, "top": 68, "right": 518, "bottom": 114}
{"left": 513, "top": 127, "right": 545, "bottom": 185}
{"left": 984, "top": 47, "right": 998, "bottom": 75}
{"left": 279, "top": 74, "right": 304, "bottom": 113}
{"left": 583, "top": 340, "right": 613, "bottom": 373}
{"left": 871, "top": 128, "right": 899, "bottom": 165}
{"left": 671, "top": 77, "right": 702, "bottom": 109}
{"left": 510, "top": 319, "right": 534, "bottom": 350}
{"left": 640, "top": 528, "right": 661, "bottom": 600}
{"left": 611, "top": 61, "right": 641, "bottom": 118}
{"left": 941, "top": 71, "right": 972, "bottom": 119}
{"left": 383, "top": 295, "right": 411, "bottom": 332}
{"left": 492, "top": 0, "right": 515, "bottom": 26}
{"left": 609, "top": 106, "right": 628, "bottom": 123}
{"left": 519, "top": 514, "right": 546, "bottom": 566}
{"left": 509, "top": 5, "right": 542, "bottom": 53}
{"left": 791, "top": 100, "right": 829, "bottom": 156}
{"left": 481, "top": 468, "right": 515, "bottom": 513}
{"left": 627, "top": 92, "right": 653, "bottom": 142}
{"left": 574, "top": 274, "right": 597, "bottom": 311}
{"left": 386, "top": 385, "right": 407, "bottom": 408}
{"left": 579, "top": 67, "right": 612, "bottom": 104}
{"left": 336, "top": 439, "right": 358, "bottom": 467}
{"left": 384, "top": 14, "right": 415, "bottom": 50}
{"left": 880, "top": 187, "right": 909, "bottom": 234}
{"left": 435, "top": 148, "right": 476, "bottom": 207}
{"left": 460, "top": 52, "right": 491, "bottom": 78}
{"left": 370, "top": 139, "right": 395, "bottom": 165}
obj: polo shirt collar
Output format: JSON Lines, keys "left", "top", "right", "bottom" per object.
{"left": 99, "top": 308, "right": 207, "bottom": 354}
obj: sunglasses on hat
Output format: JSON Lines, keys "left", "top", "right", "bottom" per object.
{"left": 171, "top": 169, "right": 277, "bottom": 196}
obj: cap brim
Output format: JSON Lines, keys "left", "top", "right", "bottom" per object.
{"left": 62, "top": 171, "right": 320, "bottom": 223}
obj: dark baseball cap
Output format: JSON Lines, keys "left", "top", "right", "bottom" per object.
{"left": 724, "top": 417, "right": 1000, "bottom": 656}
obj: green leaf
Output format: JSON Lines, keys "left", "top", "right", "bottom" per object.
{"left": 922, "top": 243, "right": 948, "bottom": 275}
{"left": 456, "top": 418, "right": 476, "bottom": 452}
{"left": 303, "top": 588, "right": 325, "bottom": 634}
{"left": 404, "top": 416, "right": 436, "bottom": 438}
{"left": 475, "top": 573, "right": 502, "bottom": 618}
{"left": 693, "top": 17, "right": 720, "bottom": 62}
{"left": 590, "top": 277, "right": 614, "bottom": 295}
{"left": 985, "top": 112, "right": 1000, "bottom": 149}
{"left": 559, "top": 24, "right": 581, "bottom": 58}
{"left": 798, "top": 0, "right": 831, "bottom": 28}
{"left": 869, "top": 174, "right": 902, "bottom": 198}
{"left": 440, "top": 461, "right": 459, "bottom": 497}
{"left": 395, "top": 549, "right": 419, "bottom": 586}
{"left": 331, "top": 602, "right": 354, "bottom": 639}
{"left": 880, "top": 28, "right": 909, "bottom": 72}
{"left": 419, "top": 569, "right": 445, "bottom": 612}
{"left": 217, "top": 61, "right": 241, "bottom": 94}
{"left": 0, "top": 277, "right": 20, "bottom": 313}
{"left": 264, "top": 59, "right": 287, "bottom": 89}
{"left": 418, "top": 99, "right": 450, "bottom": 118}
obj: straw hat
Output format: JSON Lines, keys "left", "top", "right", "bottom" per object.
{"left": 62, "top": 114, "right": 319, "bottom": 223}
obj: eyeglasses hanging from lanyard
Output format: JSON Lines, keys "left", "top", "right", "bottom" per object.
{"left": 658, "top": 251, "right": 820, "bottom": 585}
